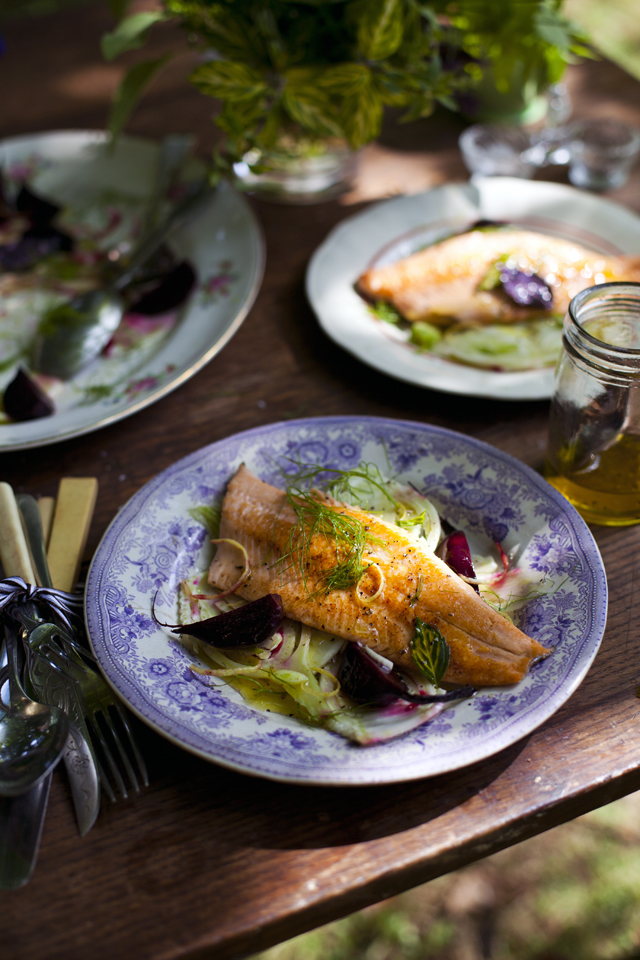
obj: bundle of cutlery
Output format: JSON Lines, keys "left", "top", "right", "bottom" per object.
{"left": 0, "top": 478, "right": 148, "bottom": 889}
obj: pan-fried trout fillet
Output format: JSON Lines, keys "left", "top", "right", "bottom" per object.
{"left": 208, "top": 466, "right": 551, "bottom": 687}
{"left": 356, "top": 225, "right": 640, "bottom": 326}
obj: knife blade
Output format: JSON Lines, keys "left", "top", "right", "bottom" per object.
{"left": 63, "top": 722, "right": 99, "bottom": 837}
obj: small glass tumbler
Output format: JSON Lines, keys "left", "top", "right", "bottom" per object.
{"left": 458, "top": 125, "right": 543, "bottom": 178}
{"left": 568, "top": 119, "right": 640, "bottom": 191}
{"left": 544, "top": 282, "right": 640, "bottom": 526}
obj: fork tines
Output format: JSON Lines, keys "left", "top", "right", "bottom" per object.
{"left": 86, "top": 702, "right": 149, "bottom": 803}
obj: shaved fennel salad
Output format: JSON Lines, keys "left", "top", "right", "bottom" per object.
{"left": 173, "top": 462, "right": 536, "bottom": 746}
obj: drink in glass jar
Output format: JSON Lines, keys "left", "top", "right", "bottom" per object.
{"left": 544, "top": 282, "right": 640, "bottom": 526}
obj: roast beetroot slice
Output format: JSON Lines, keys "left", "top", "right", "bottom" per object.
{"left": 338, "top": 641, "right": 408, "bottom": 706}
{"left": 127, "top": 261, "right": 197, "bottom": 315}
{"left": 339, "top": 641, "right": 474, "bottom": 707}
{"left": 162, "top": 593, "right": 284, "bottom": 648}
{"left": 3, "top": 367, "right": 54, "bottom": 421}
{"left": 498, "top": 265, "right": 553, "bottom": 309}
{"left": 0, "top": 226, "right": 74, "bottom": 272}
{"left": 437, "top": 530, "right": 479, "bottom": 593}
{"left": 15, "top": 185, "right": 60, "bottom": 226}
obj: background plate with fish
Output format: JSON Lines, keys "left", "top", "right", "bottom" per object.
{"left": 85, "top": 417, "right": 607, "bottom": 785}
{"left": 306, "top": 178, "right": 640, "bottom": 400}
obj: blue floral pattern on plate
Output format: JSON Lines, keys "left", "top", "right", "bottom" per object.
{"left": 85, "top": 417, "right": 607, "bottom": 785}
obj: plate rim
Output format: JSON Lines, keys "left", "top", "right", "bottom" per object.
{"left": 0, "top": 129, "right": 266, "bottom": 451}
{"left": 85, "top": 415, "right": 608, "bottom": 786}
{"left": 306, "top": 177, "right": 640, "bottom": 401}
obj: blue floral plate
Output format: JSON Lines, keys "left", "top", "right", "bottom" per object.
{"left": 85, "top": 417, "right": 607, "bottom": 785}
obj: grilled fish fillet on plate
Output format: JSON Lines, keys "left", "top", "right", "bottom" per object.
{"left": 208, "top": 466, "right": 552, "bottom": 687}
{"left": 356, "top": 225, "right": 640, "bottom": 326}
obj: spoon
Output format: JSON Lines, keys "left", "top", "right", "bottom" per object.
{"left": 0, "top": 623, "right": 69, "bottom": 797}
{"left": 30, "top": 178, "right": 212, "bottom": 380}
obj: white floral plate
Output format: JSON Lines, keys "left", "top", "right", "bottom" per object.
{"left": 306, "top": 177, "right": 640, "bottom": 400}
{"left": 85, "top": 416, "right": 607, "bottom": 785}
{"left": 0, "top": 131, "right": 264, "bottom": 450}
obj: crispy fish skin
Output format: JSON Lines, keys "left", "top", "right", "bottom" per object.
{"left": 208, "top": 466, "right": 552, "bottom": 687}
{"left": 356, "top": 227, "right": 640, "bottom": 326}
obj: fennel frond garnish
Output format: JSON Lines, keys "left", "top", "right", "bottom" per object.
{"left": 281, "top": 488, "right": 382, "bottom": 595}
{"left": 277, "top": 461, "right": 431, "bottom": 596}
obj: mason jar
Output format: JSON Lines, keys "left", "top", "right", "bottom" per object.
{"left": 544, "top": 282, "right": 640, "bottom": 526}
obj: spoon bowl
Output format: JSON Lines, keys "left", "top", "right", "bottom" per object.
{"left": 0, "top": 628, "right": 69, "bottom": 798}
{"left": 31, "top": 290, "right": 124, "bottom": 381}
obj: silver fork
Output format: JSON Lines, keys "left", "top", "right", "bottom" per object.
{"left": 17, "top": 494, "right": 148, "bottom": 802}
{"left": 23, "top": 618, "right": 148, "bottom": 803}
{"left": 69, "top": 656, "right": 148, "bottom": 803}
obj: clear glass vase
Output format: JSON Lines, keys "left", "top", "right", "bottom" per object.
{"left": 232, "top": 136, "right": 357, "bottom": 204}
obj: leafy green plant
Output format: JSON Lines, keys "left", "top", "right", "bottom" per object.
{"left": 102, "top": 0, "right": 471, "bottom": 167}
{"left": 436, "top": 0, "right": 592, "bottom": 93}
{"left": 102, "top": 0, "right": 590, "bottom": 173}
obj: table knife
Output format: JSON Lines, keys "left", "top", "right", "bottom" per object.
{"left": 63, "top": 722, "right": 100, "bottom": 837}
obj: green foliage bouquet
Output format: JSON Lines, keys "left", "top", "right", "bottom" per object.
{"left": 103, "top": 0, "right": 590, "bottom": 182}
{"left": 103, "top": 0, "right": 471, "bottom": 174}
{"left": 440, "top": 0, "right": 592, "bottom": 123}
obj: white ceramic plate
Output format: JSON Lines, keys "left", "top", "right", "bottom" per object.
{"left": 306, "top": 177, "right": 640, "bottom": 400}
{"left": 0, "top": 131, "right": 264, "bottom": 450}
{"left": 86, "top": 416, "right": 607, "bottom": 785}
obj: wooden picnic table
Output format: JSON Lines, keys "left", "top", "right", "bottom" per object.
{"left": 2, "top": 6, "right": 640, "bottom": 959}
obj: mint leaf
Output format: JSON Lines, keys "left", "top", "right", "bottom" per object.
{"left": 355, "top": 0, "right": 404, "bottom": 61}
{"left": 283, "top": 71, "right": 343, "bottom": 138}
{"left": 318, "top": 63, "right": 372, "bottom": 97}
{"left": 342, "top": 81, "right": 384, "bottom": 148}
{"left": 411, "top": 619, "right": 450, "bottom": 689}
{"left": 191, "top": 61, "right": 269, "bottom": 102}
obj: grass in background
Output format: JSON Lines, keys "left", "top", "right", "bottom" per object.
{"left": 565, "top": 0, "right": 640, "bottom": 79}
{"left": 253, "top": 792, "right": 640, "bottom": 960}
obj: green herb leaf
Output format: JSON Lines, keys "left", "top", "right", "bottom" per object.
{"left": 478, "top": 262, "right": 502, "bottom": 291}
{"left": 369, "top": 300, "right": 402, "bottom": 324}
{"left": 166, "top": 0, "right": 262, "bottom": 62}
{"left": 101, "top": 11, "right": 168, "bottom": 62}
{"left": 342, "top": 82, "right": 384, "bottom": 148}
{"left": 411, "top": 619, "right": 450, "bottom": 689}
{"left": 191, "top": 61, "right": 269, "bottom": 102}
{"left": 318, "top": 63, "right": 372, "bottom": 97}
{"left": 282, "top": 71, "right": 343, "bottom": 138}
{"left": 108, "top": 55, "right": 171, "bottom": 141}
{"left": 354, "top": 0, "right": 404, "bottom": 61}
